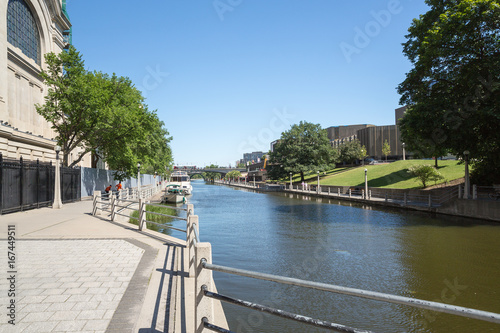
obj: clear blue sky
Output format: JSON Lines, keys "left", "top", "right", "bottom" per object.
{"left": 68, "top": 0, "right": 429, "bottom": 167}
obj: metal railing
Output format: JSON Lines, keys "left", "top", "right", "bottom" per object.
{"left": 285, "top": 184, "right": 463, "bottom": 208}
{"left": 188, "top": 210, "right": 500, "bottom": 333}
{"left": 92, "top": 183, "right": 189, "bottom": 232}
{"left": 92, "top": 188, "right": 500, "bottom": 332}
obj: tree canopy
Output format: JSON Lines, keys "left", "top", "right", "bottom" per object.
{"left": 268, "top": 121, "right": 336, "bottom": 181}
{"left": 397, "top": 0, "right": 500, "bottom": 184}
{"left": 36, "top": 46, "right": 173, "bottom": 179}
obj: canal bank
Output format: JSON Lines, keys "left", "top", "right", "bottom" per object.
{"left": 189, "top": 180, "right": 500, "bottom": 333}
{"left": 214, "top": 180, "right": 500, "bottom": 222}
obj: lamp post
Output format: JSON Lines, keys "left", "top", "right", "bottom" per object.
{"left": 317, "top": 171, "right": 320, "bottom": 194}
{"left": 364, "top": 168, "right": 368, "bottom": 200}
{"left": 402, "top": 142, "right": 406, "bottom": 161}
{"left": 464, "top": 150, "right": 470, "bottom": 199}
{"left": 137, "top": 162, "right": 141, "bottom": 198}
{"left": 290, "top": 172, "right": 293, "bottom": 190}
{"left": 53, "top": 145, "right": 63, "bottom": 209}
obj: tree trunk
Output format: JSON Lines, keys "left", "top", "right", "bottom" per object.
{"left": 300, "top": 171, "right": 304, "bottom": 182}
{"left": 435, "top": 157, "right": 438, "bottom": 168}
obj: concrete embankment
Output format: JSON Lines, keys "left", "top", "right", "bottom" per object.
{"left": 216, "top": 181, "right": 500, "bottom": 223}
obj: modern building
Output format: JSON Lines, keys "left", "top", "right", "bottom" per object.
{"left": 242, "top": 151, "right": 265, "bottom": 164}
{"left": 328, "top": 109, "right": 408, "bottom": 160}
{"left": 0, "top": 0, "right": 90, "bottom": 166}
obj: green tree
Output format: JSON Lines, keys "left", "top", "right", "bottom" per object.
{"left": 36, "top": 46, "right": 172, "bottom": 177}
{"left": 339, "top": 139, "right": 362, "bottom": 164}
{"left": 382, "top": 140, "right": 391, "bottom": 161}
{"left": 397, "top": 0, "right": 500, "bottom": 184}
{"left": 269, "top": 121, "right": 336, "bottom": 182}
{"left": 225, "top": 170, "right": 242, "bottom": 180}
{"left": 407, "top": 164, "right": 444, "bottom": 188}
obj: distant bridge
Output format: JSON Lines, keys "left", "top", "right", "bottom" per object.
{"left": 174, "top": 168, "right": 246, "bottom": 177}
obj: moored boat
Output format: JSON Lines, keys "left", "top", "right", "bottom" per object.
{"left": 162, "top": 184, "right": 186, "bottom": 203}
{"left": 170, "top": 171, "right": 193, "bottom": 195}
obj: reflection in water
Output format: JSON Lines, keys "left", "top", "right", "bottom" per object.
{"left": 186, "top": 181, "right": 500, "bottom": 333}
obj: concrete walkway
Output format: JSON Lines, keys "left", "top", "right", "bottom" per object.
{"left": 0, "top": 198, "right": 191, "bottom": 333}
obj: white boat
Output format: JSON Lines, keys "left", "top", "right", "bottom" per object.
{"left": 163, "top": 184, "right": 185, "bottom": 203}
{"left": 170, "top": 171, "right": 192, "bottom": 195}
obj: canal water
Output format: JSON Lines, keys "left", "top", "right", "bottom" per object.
{"left": 169, "top": 180, "right": 500, "bottom": 333}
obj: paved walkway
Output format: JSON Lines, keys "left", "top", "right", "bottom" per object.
{"left": 0, "top": 198, "right": 189, "bottom": 333}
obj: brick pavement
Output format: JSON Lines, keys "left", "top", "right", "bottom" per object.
{"left": 0, "top": 199, "right": 184, "bottom": 333}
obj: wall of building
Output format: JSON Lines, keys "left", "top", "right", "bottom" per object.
{"left": 357, "top": 125, "right": 402, "bottom": 160}
{"left": 80, "top": 167, "right": 157, "bottom": 198}
{"left": 0, "top": 0, "right": 90, "bottom": 166}
{"left": 326, "top": 124, "right": 374, "bottom": 141}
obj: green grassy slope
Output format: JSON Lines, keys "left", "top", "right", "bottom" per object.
{"left": 311, "top": 160, "right": 465, "bottom": 189}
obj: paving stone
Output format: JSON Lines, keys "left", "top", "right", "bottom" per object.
{"left": 53, "top": 320, "right": 87, "bottom": 332}
{"left": 18, "top": 320, "right": 58, "bottom": 332}
{"left": 43, "top": 294, "right": 70, "bottom": 303}
{"left": 46, "top": 302, "right": 77, "bottom": 312}
{"left": 20, "top": 311, "right": 55, "bottom": 323}
{"left": 49, "top": 310, "right": 81, "bottom": 321}
{"left": 83, "top": 319, "right": 110, "bottom": 331}
{"left": 77, "top": 309, "right": 106, "bottom": 320}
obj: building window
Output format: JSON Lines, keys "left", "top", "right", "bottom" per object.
{"left": 7, "top": 0, "right": 41, "bottom": 65}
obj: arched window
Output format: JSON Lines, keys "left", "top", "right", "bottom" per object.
{"left": 7, "top": 0, "right": 41, "bottom": 65}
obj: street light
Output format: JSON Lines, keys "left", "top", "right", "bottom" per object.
{"left": 364, "top": 168, "right": 368, "bottom": 200}
{"left": 402, "top": 142, "right": 406, "bottom": 161}
{"left": 464, "top": 150, "right": 470, "bottom": 199}
{"left": 137, "top": 162, "right": 141, "bottom": 198}
{"left": 290, "top": 172, "right": 293, "bottom": 190}
{"left": 53, "top": 145, "right": 63, "bottom": 209}
{"left": 317, "top": 171, "right": 320, "bottom": 194}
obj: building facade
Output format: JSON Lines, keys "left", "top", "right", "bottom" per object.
{"left": 0, "top": 0, "right": 89, "bottom": 166}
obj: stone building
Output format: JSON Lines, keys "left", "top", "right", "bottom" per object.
{"left": 0, "top": 0, "right": 90, "bottom": 166}
{"left": 328, "top": 109, "right": 407, "bottom": 160}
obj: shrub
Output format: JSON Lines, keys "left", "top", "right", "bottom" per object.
{"left": 407, "top": 164, "right": 444, "bottom": 188}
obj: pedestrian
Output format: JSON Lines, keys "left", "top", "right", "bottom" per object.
{"left": 105, "top": 185, "right": 112, "bottom": 199}
{"left": 115, "top": 182, "right": 122, "bottom": 191}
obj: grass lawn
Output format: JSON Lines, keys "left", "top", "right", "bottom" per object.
{"left": 310, "top": 160, "right": 465, "bottom": 189}
{"left": 290, "top": 167, "right": 353, "bottom": 183}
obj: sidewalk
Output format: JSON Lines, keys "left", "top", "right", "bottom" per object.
{"left": 0, "top": 199, "right": 189, "bottom": 333}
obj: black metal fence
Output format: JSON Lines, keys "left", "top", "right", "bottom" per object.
{"left": 0, "top": 154, "right": 81, "bottom": 214}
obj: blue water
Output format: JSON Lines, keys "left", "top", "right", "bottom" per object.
{"left": 169, "top": 180, "right": 500, "bottom": 333}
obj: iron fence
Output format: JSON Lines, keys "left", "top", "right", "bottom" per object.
{"left": 0, "top": 154, "right": 81, "bottom": 214}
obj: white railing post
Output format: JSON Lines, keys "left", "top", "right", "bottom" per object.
{"left": 385, "top": 193, "right": 388, "bottom": 202}
{"left": 473, "top": 185, "right": 477, "bottom": 200}
{"left": 362, "top": 190, "right": 365, "bottom": 199}
{"left": 328, "top": 187, "right": 330, "bottom": 195}
{"left": 369, "top": 190, "right": 372, "bottom": 200}
{"left": 404, "top": 193, "right": 408, "bottom": 206}
{"left": 187, "top": 210, "right": 197, "bottom": 277}
{"left": 428, "top": 194, "right": 432, "bottom": 207}
{"left": 349, "top": 189, "right": 351, "bottom": 198}
{"left": 92, "top": 191, "right": 101, "bottom": 215}
{"left": 138, "top": 199, "right": 146, "bottom": 231}
{"left": 458, "top": 185, "right": 462, "bottom": 199}
{"left": 195, "top": 242, "right": 214, "bottom": 333}
{"left": 337, "top": 188, "right": 340, "bottom": 196}
{"left": 110, "top": 195, "right": 116, "bottom": 221}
